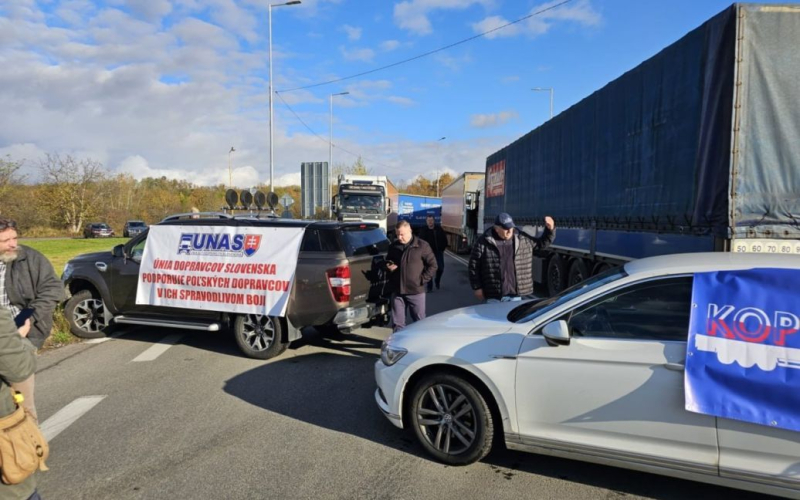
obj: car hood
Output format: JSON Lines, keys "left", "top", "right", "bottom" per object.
{"left": 69, "top": 251, "right": 111, "bottom": 263}
{"left": 393, "top": 301, "right": 523, "bottom": 340}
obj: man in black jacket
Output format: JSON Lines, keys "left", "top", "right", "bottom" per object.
{"left": 419, "top": 215, "right": 448, "bottom": 292}
{"left": 386, "top": 221, "right": 437, "bottom": 331}
{"left": 468, "top": 213, "right": 555, "bottom": 302}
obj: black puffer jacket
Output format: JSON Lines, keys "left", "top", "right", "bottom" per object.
{"left": 468, "top": 227, "right": 555, "bottom": 299}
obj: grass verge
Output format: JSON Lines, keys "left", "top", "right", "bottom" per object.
{"left": 20, "top": 238, "right": 127, "bottom": 350}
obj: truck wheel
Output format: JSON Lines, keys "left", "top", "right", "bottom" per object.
{"left": 546, "top": 255, "right": 567, "bottom": 297}
{"left": 568, "top": 259, "right": 589, "bottom": 287}
{"left": 233, "top": 314, "right": 287, "bottom": 360}
{"left": 65, "top": 289, "right": 108, "bottom": 339}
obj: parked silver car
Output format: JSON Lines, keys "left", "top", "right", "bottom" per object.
{"left": 376, "top": 252, "right": 800, "bottom": 498}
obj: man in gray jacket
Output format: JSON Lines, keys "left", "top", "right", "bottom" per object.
{"left": 0, "top": 218, "right": 64, "bottom": 422}
{"left": 469, "top": 213, "right": 555, "bottom": 302}
{"left": 0, "top": 309, "right": 39, "bottom": 500}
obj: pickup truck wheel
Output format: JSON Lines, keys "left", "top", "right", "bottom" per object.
{"left": 410, "top": 373, "right": 494, "bottom": 465}
{"left": 233, "top": 314, "right": 287, "bottom": 360}
{"left": 65, "top": 289, "right": 108, "bottom": 339}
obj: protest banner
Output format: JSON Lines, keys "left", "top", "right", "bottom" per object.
{"left": 136, "top": 225, "right": 305, "bottom": 317}
{"left": 686, "top": 268, "right": 800, "bottom": 431}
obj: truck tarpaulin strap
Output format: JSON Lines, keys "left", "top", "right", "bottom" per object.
{"left": 685, "top": 268, "right": 800, "bottom": 431}
{"left": 136, "top": 225, "right": 305, "bottom": 317}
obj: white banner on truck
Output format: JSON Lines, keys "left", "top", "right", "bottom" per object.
{"left": 135, "top": 225, "right": 305, "bottom": 317}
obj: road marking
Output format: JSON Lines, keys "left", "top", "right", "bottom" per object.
{"left": 446, "top": 250, "right": 469, "bottom": 267}
{"left": 40, "top": 396, "right": 107, "bottom": 441}
{"left": 84, "top": 331, "right": 128, "bottom": 344}
{"left": 132, "top": 334, "right": 185, "bottom": 362}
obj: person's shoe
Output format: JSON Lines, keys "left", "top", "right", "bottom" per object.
{"left": 436, "top": 283, "right": 441, "bottom": 290}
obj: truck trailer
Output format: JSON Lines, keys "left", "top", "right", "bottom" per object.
{"left": 397, "top": 194, "right": 442, "bottom": 232}
{"left": 484, "top": 3, "right": 800, "bottom": 296}
{"left": 441, "top": 172, "right": 485, "bottom": 253}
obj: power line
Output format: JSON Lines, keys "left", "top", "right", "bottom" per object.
{"left": 277, "top": 0, "right": 573, "bottom": 93}
{"left": 275, "top": 92, "right": 430, "bottom": 178}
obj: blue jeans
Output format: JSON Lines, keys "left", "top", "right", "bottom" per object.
{"left": 486, "top": 296, "right": 522, "bottom": 304}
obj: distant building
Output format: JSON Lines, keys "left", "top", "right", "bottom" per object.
{"left": 301, "top": 162, "right": 330, "bottom": 218}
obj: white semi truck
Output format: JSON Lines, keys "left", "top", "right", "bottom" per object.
{"left": 333, "top": 175, "right": 398, "bottom": 235}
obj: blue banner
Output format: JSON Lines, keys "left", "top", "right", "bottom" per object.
{"left": 686, "top": 268, "right": 800, "bottom": 431}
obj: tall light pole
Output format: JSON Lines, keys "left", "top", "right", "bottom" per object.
{"left": 532, "top": 87, "right": 554, "bottom": 120}
{"left": 228, "top": 146, "right": 235, "bottom": 188}
{"left": 329, "top": 91, "right": 349, "bottom": 218}
{"left": 436, "top": 137, "right": 446, "bottom": 197}
{"left": 269, "top": 0, "right": 301, "bottom": 194}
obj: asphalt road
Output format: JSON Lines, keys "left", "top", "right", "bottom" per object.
{"left": 34, "top": 253, "right": 771, "bottom": 500}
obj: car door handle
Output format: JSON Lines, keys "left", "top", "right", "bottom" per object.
{"left": 95, "top": 262, "right": 108, "bottom": 272}
{"left": 663, "top": 362, "right": 685, "bottom": 372}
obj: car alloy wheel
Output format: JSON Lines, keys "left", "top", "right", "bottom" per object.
{"left": 241, "top": 314, "right": 275, "bottom": 351}
{"left": 233, "top": 314, "right": 287, "bottom": 360}
{"left": 416, "top": 383, "right": 477, "bottom": 455}
{"left": 65, "top": 289, "right": 109, "bottom": 338}
{"left": 74, "top": 298, "right": 106, "bottom": 333}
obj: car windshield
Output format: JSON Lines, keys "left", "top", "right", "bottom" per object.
{"left": 93, "top": 224, "right": 109, "bottom": 229}
{"left": 129, "top": 222, "right": 146, "bottom": 227}
{"left": 508, "top": 266, "right": 628, "bottom": 323}
{"left": 341, "top": 194, "right": 383, "bottom": 214}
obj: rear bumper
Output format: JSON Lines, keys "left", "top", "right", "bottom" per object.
{"left": 332, "top": 300, "right": 389, "bottom": 328}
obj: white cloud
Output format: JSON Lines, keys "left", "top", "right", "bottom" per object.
{"left": 387, "top": 96, "right": 417, "bottom": 106}
{"left": 472, "top": 0, "right": 601, "bottom": 39}
{"left": 275, "top": 172, "right": 301, "bottom": 187}
{"left": 380, "top": 40, "right": 401, "bottom": 51}
{"left": 124, "top": 0, "right": 173, "bottom": 23}
{"left": 501, "top": 75, "right": 520, "bottom": 83}
{"left": 470, "top": 111, "right": 518, "bottom": 128}
{"left": 434, "top": 52, "right": 472, "bottom": 71}
{"left": 340, "top": 46, "right": 375, "bottom": 63}
{"left": 394, "top": 0, "right": 493, "bottom": 35}
{"left": 342, "top": 24, "right": 362, "bottom": 41}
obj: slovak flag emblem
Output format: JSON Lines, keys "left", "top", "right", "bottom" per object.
{"left": 243, "top": 234, "right": 262, "bottom": 257}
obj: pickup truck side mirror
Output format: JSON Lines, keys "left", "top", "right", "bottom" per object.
{"left": 112, "top": 244, "right": 125, "bottom": 258}
{"left": 542, "top": 320, "right": 570, "bottom": 347}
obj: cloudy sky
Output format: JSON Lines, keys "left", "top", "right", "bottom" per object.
{"left": 0, "top": 0, "right": 757, "bottom": 188}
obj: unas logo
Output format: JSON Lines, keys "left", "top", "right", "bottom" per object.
{"left": 177, "top": 233, "right": 262, "bottom": 257}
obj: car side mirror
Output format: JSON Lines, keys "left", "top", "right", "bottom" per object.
{"left": 542, "top": 320, "right": 570, "bottom": 347}
{"left": 112, "top": 244, "right": 125, "bottom": 258}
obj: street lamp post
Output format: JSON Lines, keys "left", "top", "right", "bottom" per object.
{"left": 329, "top": 91, "right": 350, "bottom": 218}
{"left": 269, "top": 0, "right": 301, "bottom": 194}
{"left": 436, "top": 137, "right": 446, "bottom": 197}
{"left": 228, "top": 146, "right": 235, "bottom": 188}
{"left": 532, "top": 87, "right": 554, "bottom": 120}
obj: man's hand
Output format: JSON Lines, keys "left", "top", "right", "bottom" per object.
{"left": 473, "top": 289, "right": 484, "bottom": 301}
{"left": 18, "top": 319, "right": 31, "bottom": 338}
{"left": 386, "top": 263, "right": 398, "bottom": 272}
{"left": 544, "top": 216, "right": 555, "bottom": 231}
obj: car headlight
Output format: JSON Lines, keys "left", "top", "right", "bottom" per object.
{"left": 381, "top": 341, "right": 407, "bottom": 366}
{"left": 62, "top": 263, "right": 74, "bottom": 281}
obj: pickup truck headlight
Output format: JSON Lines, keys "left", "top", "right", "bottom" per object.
{"left": 62, "top": 263, "right": 74, "bottom": 281}
{"left": 381, "top": 341, "right": 407, "bottom": 366}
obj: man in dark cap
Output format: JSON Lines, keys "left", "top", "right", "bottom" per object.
{"left": 468, "top": 212, "right": 555, "bottom": 302}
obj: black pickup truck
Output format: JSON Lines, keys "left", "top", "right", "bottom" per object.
{"left": 61, "top": 214, "right": 391, "bottom": 359}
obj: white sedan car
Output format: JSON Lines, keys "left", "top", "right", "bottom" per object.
{"left": 375, "top": 252, "right": 800, "bottom": 498}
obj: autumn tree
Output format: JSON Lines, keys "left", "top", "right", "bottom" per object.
{"left": 39, "top": 154, "right": 106, "bottom": 234}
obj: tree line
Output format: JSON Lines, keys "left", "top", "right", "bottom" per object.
{"left": 0, "top": 155, "right": 453, "bottom": 236}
